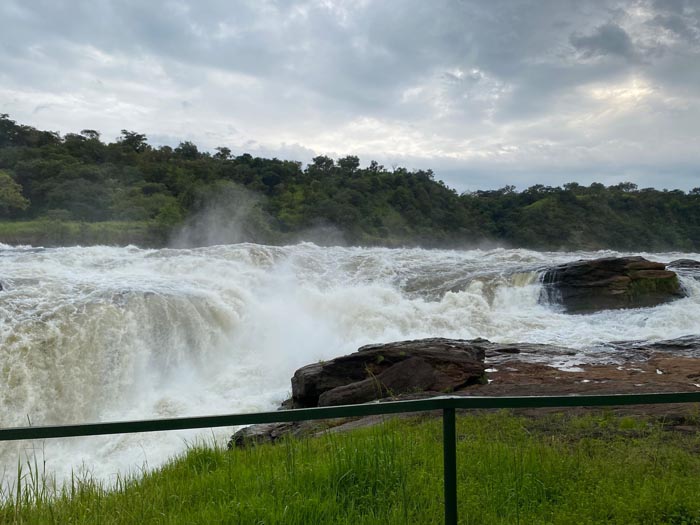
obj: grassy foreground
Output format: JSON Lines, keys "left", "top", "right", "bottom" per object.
{"left": 2, "top": 411, "right": 700, "bottom": 524}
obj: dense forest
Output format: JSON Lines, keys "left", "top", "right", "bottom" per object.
{"left": 1, "top": 113, "right": 699, "bottom": 250}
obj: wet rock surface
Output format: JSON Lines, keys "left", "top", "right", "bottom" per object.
{"left": 608, "top": 335, "right": 700, "bottom": 354}
{"left": 668, "top": 259, "right": 700, "bottom": 279}
{"left": 474, "top": 355, "right": 700, "bottom": 396}
{"left": 540, "top": 256, "right": 685, "bottom": 313}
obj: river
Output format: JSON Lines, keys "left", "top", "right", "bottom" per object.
{"left": 1, "top": 242, "right": 699, "bottom": 489}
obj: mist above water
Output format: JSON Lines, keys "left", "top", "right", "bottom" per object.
{"left": 169, "top": 181, "right": 348, "bottom": 249}
{"left": 1, "top": 242, "right": 699, "bottom": 488}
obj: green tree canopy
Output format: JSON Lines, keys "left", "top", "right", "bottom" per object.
{"left": 0, "top": 170, "right": 29, "bottom": 217}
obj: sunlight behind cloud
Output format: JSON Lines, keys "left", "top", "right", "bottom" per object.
{"left": 588, "top": 77, "right": 654, "bottom": 105}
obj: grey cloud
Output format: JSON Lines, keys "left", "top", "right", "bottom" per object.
{"left": 652, "top": 14, "right": 694, "bottom": 39}
{"left": 0, "top": 1, "right": 620, "bottom": 118}
{"left": 570, "top": 23, "right": 638, "bottom": 60}
{"left": 647, "top": 4, "right": 700, "bottom": 48}
{"left": 653, "top": 0, "right": 691, "bottom": 14}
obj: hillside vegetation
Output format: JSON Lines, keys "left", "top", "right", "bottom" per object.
{"left": 2, "top": 114, "right": 700, "bottom": 250}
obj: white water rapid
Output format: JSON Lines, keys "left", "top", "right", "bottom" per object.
{"left": 1, "top": 242, "right": 699, "bottom": 489}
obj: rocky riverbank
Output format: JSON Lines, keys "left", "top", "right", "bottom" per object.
{"left": 229, "top": 335, "right": 700, "bottom": 447}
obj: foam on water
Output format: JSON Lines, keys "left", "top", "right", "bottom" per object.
{"left": 0, "top": 242, "right": 698, "bottom": 488}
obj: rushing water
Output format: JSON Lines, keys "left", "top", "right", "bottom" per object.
{"left": 1, "top": 242, "right": 699, "bottom": 488}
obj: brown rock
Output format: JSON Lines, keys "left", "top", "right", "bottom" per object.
{"left": 540, "top": 256, "right": 684, "bottom": 313}
{"left": 668, "top": 259, "right": 700, "bottom": 279}
{"left": 291, "top": 338, "right": 486, "bottom": 407}
{"left": 317, "top": 355, "right": 483, "bottom": 406}
{"left": 228, "top": 422, "right": 300, "bottom": 448}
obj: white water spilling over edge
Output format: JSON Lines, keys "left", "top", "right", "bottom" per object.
{"left": 1, "top": 242, "right": 699, "bottom": 489}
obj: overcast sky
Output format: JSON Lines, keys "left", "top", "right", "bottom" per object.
{"left": 1, "top": 0, "right": 699, "bottom": 191}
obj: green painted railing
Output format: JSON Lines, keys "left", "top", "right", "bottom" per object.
{"left": 2, "top": 392, "right": 700, "bottom": 524}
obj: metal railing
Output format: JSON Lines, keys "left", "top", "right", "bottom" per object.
{"left": 2, "top": 392, "right": 700, "bottom": 524}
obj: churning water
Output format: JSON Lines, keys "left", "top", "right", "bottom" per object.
{"left": 1, "top": 242, "right": 699, "bottom": 488}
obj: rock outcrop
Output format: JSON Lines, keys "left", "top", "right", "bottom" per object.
{"left": 229, "top": 335, "right": 700, "bottom": 448}
{"left": 540, "top": 256, "right": 684, "bottom": 313}
{"left": 291, "top": 338, "right": 486, "bottom": 408}
{"left": 228, "top": 422, "right": 303, "bottom": 448}
{"left": 668, "top": 259, "right": 700, "bottom": 279}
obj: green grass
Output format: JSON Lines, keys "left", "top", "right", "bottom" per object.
{"left": 2, "top": 411, "right": 699, "bottom": 524}
{"left": 0, "top": 220, "right": 159, "bottom": 247}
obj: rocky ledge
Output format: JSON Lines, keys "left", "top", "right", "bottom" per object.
{"left": 229, "top": 336, "right": 700, "bottom": 447}
{"left": 291, "top": 338, "right": 486, "bottom": 408}
{"left": 540, "top": 256, "right": 685, "bottom": 313}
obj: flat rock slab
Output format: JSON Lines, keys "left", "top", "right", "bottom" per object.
{"left": 540, "top": 256, "right": 684, "bottom": 313}
{"left": 475, "top": 355, "right": 700, "bottom": 394}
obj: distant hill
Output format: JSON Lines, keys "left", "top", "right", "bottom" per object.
{"left": 1, "top": 113, "right": 699, "bottom": 250}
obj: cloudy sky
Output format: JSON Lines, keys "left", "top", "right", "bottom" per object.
{"left": 1, "top": 0, "right": 699, "bottom": 191}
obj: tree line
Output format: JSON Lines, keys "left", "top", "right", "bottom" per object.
{"left": 1, "top": 113, "right": 699, "bottom": 250}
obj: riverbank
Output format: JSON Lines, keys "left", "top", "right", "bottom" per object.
{"left": 0, "top": 220, "right": 161, "bottom": 247}
{"left": 232, "top": 336, "right": 700, "bottom": 446}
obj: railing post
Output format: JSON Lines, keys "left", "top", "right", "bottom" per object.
{"left": 443, "top": 406, "right": 458, "bottom": 525}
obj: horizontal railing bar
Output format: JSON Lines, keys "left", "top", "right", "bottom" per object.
{"left": 1, "top": 392, "right": 699, "bottom": 442}
{"left": 449, "top": 391, "right": 700, "bottom": 409}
